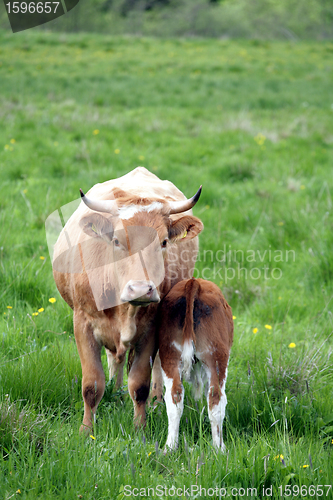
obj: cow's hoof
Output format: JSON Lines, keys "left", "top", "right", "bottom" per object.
{"left": 79, "top": 424, "right": 92, "bottom": 435}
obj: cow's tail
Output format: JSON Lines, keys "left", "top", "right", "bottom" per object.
{"left": 182, "top": 278, "right": 200, "bottom": 380}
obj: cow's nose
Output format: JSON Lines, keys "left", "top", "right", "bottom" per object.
{"left": 120, "top": 280, "right": 160, "bottom": 306}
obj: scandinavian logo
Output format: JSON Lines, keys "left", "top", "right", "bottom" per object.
{"left": 45, "top": 197, "right": 165, "bottom": 311}
{"left": 3, "top": 0, "right": 80, "bottom": 33}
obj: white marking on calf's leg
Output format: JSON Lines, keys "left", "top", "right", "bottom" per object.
{"left": 207, "top": 368, "right": 228, "bottom": 451}
{"left": 162, "top": 368, "right": 184, "bottom": 451}
{"left": 171, "top": 340, "right": 182, "bottom": 352}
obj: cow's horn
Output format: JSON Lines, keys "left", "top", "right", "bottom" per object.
{"left": 168, "top": 186, "right": 202, "bottom": 215}
{"left": 80, "top": 189, "right": 119, "bottom": 214}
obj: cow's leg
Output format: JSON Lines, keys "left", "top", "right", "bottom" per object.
{"left": 203, "top": 356, "right": 228, "bottom": 451}
{"left": 128, "top": 333, "right": 156, "bottom": 428}
{"left": 74, "top": 311, "right": 105, "bottom": 433}
{"left": 105, "top": 348, "right": 125, "bottom": 388}
{"left": 150, "top": 352, "right": 163, "bottom": 406}
{"left": 160, "top": 348, "right": 184, "bottom": 451}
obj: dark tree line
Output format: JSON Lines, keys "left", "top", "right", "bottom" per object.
{"left": 100, "top": 0, "right": 220, "bottom": 16}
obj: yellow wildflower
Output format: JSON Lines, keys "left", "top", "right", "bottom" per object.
{"left": 93, "top": 129, "right": 99, "bottom": 135}
{"left": 32, "top": 312, "right": 38, "bottom": 316}
{"left": 10, "top": 138, "right": 16, "bottom": 144}
{"left": 274, "top": 454, "right": 284, "bottom": 461}
{"left": 265, "top": 324, "right": 272, "bottom": 330}
{"left": 114, "top": 149, "right": 120, "bottom": 154}
{"left": 16, "top": 490, "right": 21, "bottom": 494}
{"left": 49, "top": 297, "right": 56, "bottom": 304}
{"left": 38, "top": 308, "right": 44, "bottom": 313}
{"left": 7, "top": 306, "right": 13, "bottom": 309}
{"left": 288, "top": 343, "right": 296, "bottom": 348}
{"left": 254, "top": 133, "right": 266, "bottom": 146}
{"left": 232, "top": 316, "right": 236, "bottom": 320}
{"left": 253, "top": 328, "right": 258, "bottom": 334}
{"left": 90, "top": 435, "right": 95, "bottom": 440}
{"left": 40, "top": 256, "right": 45, "bottom": 260}
{"left": 302, "top": 464, "right": 309, "bottom": 468}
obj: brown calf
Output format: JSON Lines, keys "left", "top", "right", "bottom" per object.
{"left": 158, "top": 278, "right": 233, "bottom": 451}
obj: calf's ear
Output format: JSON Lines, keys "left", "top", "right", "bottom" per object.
{"left": 79, "top": 213, "right": 114, "bottom": 242}
{"left": 169, "top": 216, "right": 203, "bottom": 242}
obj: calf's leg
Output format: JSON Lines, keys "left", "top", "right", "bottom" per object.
{"left": 203, "top": 355, "right": 228, "bottom": 451}
{"left": 105, "top": 348, "right": 125, "bottom": 388}
{"left": 150, "top": 352, "right": 164, "bottom": 406}
{"left": 160, "top": 348, "right": 184, "bottom": 451}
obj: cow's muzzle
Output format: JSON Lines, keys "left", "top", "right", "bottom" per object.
{"left": 120, "top": 280, "right": 160, "bottom": 306}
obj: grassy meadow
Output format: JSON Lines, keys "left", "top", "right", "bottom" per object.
{"left": 0, "top": 30, "right": 333, "bottom": 498}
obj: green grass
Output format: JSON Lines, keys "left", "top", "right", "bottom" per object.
{"left": 0, "top": 30, "right": 333, "bottom": 499}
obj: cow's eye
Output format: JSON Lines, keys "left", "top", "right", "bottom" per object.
{"left": 161, "top": 239, "right": 167, "bottom": 248}
{"left": 114, "top": 238, "right": 120, "bottom": 247}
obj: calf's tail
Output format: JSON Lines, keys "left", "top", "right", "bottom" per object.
{"left": 182, "top": 278, "right": 200, "bottom": 379}
{"left": 183, "top": 278, "right": 200, "bottom": 346}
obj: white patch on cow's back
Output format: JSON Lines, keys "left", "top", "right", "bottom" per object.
{"left": 118, "top": 202, "right": 163, "bottom": 220}
{"left": 182, "top": 340, "right": 194, "bottom": 381}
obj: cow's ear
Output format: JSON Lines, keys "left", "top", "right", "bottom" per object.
{"left": 79, "top": 213, "right": 114, "bottom": 242}
{"left": 169, "top": 216, "right": 203, "bottom": 242}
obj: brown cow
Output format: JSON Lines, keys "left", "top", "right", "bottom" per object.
{"left": 52, "top": 167, "right": 203, "bottom": 432}
{"left": 158, "top": 278, "right": 233, "bottom": 451}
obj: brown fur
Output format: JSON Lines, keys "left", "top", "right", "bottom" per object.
{"left": 52, "top": 168, "right": 203, "bottom": 433}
